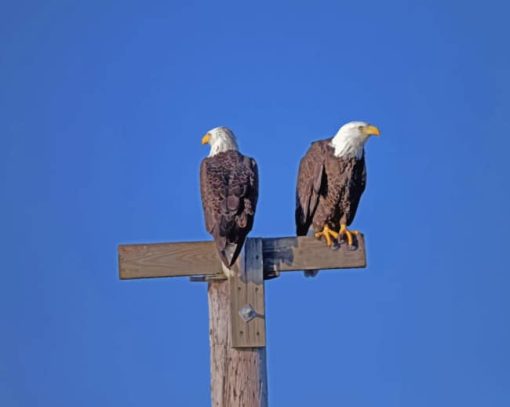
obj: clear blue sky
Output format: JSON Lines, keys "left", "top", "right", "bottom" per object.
{"left": 1, "top": 1, "right": 509, "bottom": 406}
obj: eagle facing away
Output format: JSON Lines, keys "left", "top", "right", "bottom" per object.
{"left": 295, "top": 121, "right": 380, "bottom": 276}
{"left": 200, "top": 127, "right": 258, "bottom": 274}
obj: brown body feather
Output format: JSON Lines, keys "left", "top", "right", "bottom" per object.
{"left": 296, "top": 139, "right": 366, "bottom": 236}
{"left": 200, "top": 150, "right": 258, "bottom": 267}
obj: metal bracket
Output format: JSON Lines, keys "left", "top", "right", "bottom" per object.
{"left": 189, "top": 274, "right": 226, "bottom": 282}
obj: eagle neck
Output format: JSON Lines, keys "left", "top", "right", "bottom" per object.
{"left": 209, "top": 146, "right": 238, "bottom": 157}
{"left": 330, "top": 136, "right": 365, "bottom": 160}
{"left": 209, "top": 140, "right": 239, "bottom": 157}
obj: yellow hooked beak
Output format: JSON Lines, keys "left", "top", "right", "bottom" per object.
{"left": 364, "top": 125, "right": 381, "bottom": 137}
{"left": 201, "top": 133, "right": 211, "bottom": 144}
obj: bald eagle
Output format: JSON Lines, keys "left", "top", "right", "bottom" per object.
{"left": 200, "top": 127, "right": 258, "bottom": 274}
{"left": 295, "top": 121, "right": 380, "bottom": 276}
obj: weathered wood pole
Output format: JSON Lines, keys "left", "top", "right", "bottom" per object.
{"left": 118, "top": 235, "right": 367, "bottom": 407}
{"left": 208, "top": 280, "right": 268, "bottom": 407}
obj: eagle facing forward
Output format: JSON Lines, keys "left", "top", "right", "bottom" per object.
{"left": 295, "top": 121, "right": 380, "bottom": 276}
{"left": 200, "top": 127, "right": 258, "bottom": 275}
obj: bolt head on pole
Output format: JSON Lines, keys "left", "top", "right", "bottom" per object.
{"left": 239, "top": 304, "right": 257, "bottom": 322}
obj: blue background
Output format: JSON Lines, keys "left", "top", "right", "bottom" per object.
{"left": 1, "top": 0, "right": 509, "bottom": 406}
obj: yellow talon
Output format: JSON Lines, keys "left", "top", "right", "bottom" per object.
{"left": 315, "top": 225, "right": 339, "bottom": 247}
{"left": 338, "top": 224, "right": 360, "bottom": 246}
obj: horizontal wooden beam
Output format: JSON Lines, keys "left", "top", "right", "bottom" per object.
{"left": 118, "top": 241, "right": 221, "bottom": 279}
{"left": 118, "top": 235, "right": 366, "bottom": 280}
{"left": 262, "top": 235, "right": 366, "bottom": 275}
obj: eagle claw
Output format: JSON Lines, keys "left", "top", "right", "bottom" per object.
{"left": 314, "top": 225, "right": 339, "bottom": 247}
{"left": 338, "top": 224, "right": 360, "bottom": 247}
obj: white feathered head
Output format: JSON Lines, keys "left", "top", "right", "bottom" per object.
{"left": 331, "top": 121, "right": 380, "bottom": 159}
{"left": 202, "top": 127, "right": 239, "bottom": 157}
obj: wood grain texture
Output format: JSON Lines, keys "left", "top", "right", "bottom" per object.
{"left": 118, "top": 235, "right": 366, "bottom": 279}
{"left": 230, "top": 239, "right": 266, "bottom": 348}
{"left": 118, "top": 241, "right": 221, "bottom": 279}
{"left": 209, "top": 280, "right": 268, "bottom": 407}
{"left": 262, "top": 234, "right": 366, "bottom": 274}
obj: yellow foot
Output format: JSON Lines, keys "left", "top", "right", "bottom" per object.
{"left": 338, "top": 224, "right": 360, "bottom": 246}
{"left": 314, "top": 225, "right": 339, "bottom": 247}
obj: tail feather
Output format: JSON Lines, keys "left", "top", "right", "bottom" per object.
{"left": 216, "top": 241, "right": 244, "bottom": 268}
{"left": 304, "top": 270, "right": 319, "bottom": 278}
{"left": 218, "top": 243, "right": 243, "bottom": 278}
{"left": 221, "top": 242, "right": 240, "bottom": 267}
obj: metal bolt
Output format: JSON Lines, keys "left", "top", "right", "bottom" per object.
{"left": 239, "top": 304, "right": 257, "bottom": 322}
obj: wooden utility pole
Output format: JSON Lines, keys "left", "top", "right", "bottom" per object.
{"left": 118, "top": 235, "right": 366, "bottom": 407}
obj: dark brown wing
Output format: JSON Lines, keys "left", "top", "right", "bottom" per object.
{"left": 200, "top": 160, "right": 216, "bottom": 235}
{"left": 339, "top": 154, "right": 366, "bottom": 226}
{"left": 200, "top": 151, "right": 258, "bottom": 267}
{"left": 295, "top": 141, "right": 326, "bottom": 235}
{"left": 316, "top": 150, "right": 366, "bottom": 229}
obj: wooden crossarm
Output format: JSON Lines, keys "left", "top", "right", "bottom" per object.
{"left": 118, "top": 235, "right": 367, "bottom": 280}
